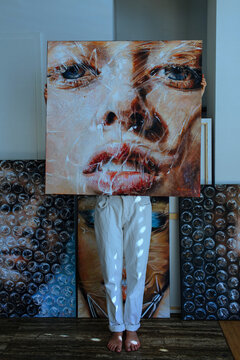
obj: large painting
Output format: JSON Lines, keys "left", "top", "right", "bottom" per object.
{"left": 78, "top": 196, "right": 169, "bottom": 318}
{"left": 180, "top": 185, "right": 240, "bottom": 320}
{"left": 46, "top": 41, "right": 203, "bottom": 196}
{"left": 0, "top": 161, "right": 76, "bottom": 317}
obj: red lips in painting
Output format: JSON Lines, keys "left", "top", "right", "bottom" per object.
{"left": 83, "top": 143, "right": 169, "bottom": 194}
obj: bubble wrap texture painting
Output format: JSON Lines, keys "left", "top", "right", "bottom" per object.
{"left": 0, "top": 161, "right": 76, "bottom": 318}
{"left": 46, "top": 41, "right": 203, "bottom": 196}
{"left": 179, "top": 185, "right": 240, "bottom": 320}
{"left": 78, "top": 196, "right": 169, "bottom": 318}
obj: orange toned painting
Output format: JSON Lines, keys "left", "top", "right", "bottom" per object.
{"left": 77, "top": 196, "right": 169, "bottom": 318}
{"left": 46, "top": 41, "right": 203, "bottom": 196}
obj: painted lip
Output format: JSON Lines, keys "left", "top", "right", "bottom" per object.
{"left": 82, "top": 143, "right": 170, "bottom": 194}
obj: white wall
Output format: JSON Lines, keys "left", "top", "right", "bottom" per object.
{"left": 114, "top": 0, "right": 208, "bottom": 109}
{"left": 0, "top": 0, "right": 114, "bottom": 159}
{"left": 115, "top": 0, "right": 207, "bottom": 41}
{"left": 215, "top": 0, "right": 240, "bottom": 183}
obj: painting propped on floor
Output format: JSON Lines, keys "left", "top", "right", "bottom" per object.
{"left": 0, "top": 161, "right": 76, "bottom": 317}
{"left": 180, "top": 185, "right": 240, "bottom": 320}
{"left": 78, "top": 196, "right": 170, "bottom": 318}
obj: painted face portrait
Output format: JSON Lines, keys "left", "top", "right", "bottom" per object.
{"left": 46, "top": 41, "right": 203, "bottom": 196}
{"left": 78, "top": 196, "right": 169, "bottom": 318}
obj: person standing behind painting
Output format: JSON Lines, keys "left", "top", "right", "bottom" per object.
{"left": 93, "top": 75, "right": 206, "bottom": 353}
{"left": 44, "top": 85, "right": 150, "bottom": 352}
{"left": 44, "top": 73, "right": 206, "bottom": 352}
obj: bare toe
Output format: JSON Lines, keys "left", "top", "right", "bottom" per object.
{"left": 125, "top": 331, "right": 140, "bottom": 352}
{"left": 107, "top": 332, "right": 122, "bottom": 353}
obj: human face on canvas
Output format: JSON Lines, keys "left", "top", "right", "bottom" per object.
{"left": 47, "top": 41, "right": 202, "bottom": 195}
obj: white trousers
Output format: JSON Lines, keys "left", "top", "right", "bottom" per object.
{"left": 94, "top": 195, "right": 152, "bottom": 332}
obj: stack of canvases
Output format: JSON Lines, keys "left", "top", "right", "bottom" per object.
{"left": 1, "top": 40, "right": 205, "bottom": 318}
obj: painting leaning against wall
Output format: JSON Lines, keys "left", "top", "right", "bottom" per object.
{"left": 46, "top": 40, "right": 204, "bottom": 196}
{"left": 0, "top": 161, "right": 76, "bottom": 318}
{"left": 78, "top": 196, "right": 169, "bottom": 318}
{"left": 180, "top": 185, "right": 240, "bottom": 320}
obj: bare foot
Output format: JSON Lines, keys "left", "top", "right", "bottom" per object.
{"left": 125, "top": 330, "right": 140, "bottom": 352}
{"left": 107, "top": 331, "right": 123, "bottom": 352}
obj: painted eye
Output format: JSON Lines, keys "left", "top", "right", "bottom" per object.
{"left": 152, "top": 212, "right": 168, "bottom": 231}
{"left": 79, "top": 210, "right": 95, "bottom": 228}
{"left": 62, "top": 65, "right": 86, "bottom": 79}
{"left": 48, "top": 62, "right": 100, "bottom": 89}
{"left": 165, "top": 66, "right": 190, "bottom": 81}
{"left": 150, "top": 65, "right": 201, "bottom": 90}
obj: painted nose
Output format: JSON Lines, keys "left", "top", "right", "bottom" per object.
{"left": 104, "top": 112, "right": 117, "bottom": 126}
{"left": 103, "top": 109, "right": 168, "bottom": 143}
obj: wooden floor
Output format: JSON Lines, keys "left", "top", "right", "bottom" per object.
{"left": 0, "top": 317, "right": 233, "bottom": 360}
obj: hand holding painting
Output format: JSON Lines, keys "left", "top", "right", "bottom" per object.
{"left": 44, "top": 83, "right": 48, "bottom": 103}
{"left": 201, "top": 74, "right": 207, "bottom": 95}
